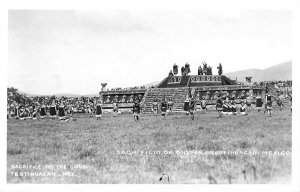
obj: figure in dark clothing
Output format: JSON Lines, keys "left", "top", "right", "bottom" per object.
{"left": 95, "top": 101, "right": 103, "bottom": 120}
{"left": 216, "top": 96, "right": 223, "bottom": 118}
{"left": 217, "top": 63, "right": 223, "bottom": 75}
{"left": 198, "top": 66, "right": 203, "bottom": 75}
{"left": 161, "top": 98, "right": 168, "bottom": 117}
{"left": 133, "top": 99, "right": 141, "bottom": 121}
{"left": 49, "top": 101, "right": 57, "bottom": 119}
{"left": 189, "top": 97, "right": 196, "bottom": 120}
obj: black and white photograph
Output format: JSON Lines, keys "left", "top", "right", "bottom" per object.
{"left": 1, "top": 0, "right": 300, "bottom": 191}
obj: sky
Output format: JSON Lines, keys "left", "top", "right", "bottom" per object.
{"left": 8, "top": 10, "right": 292, "bottom": 95}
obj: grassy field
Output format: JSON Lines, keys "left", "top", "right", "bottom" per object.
{"left": 7, "top": 108, "right": 292, "bottom": 184}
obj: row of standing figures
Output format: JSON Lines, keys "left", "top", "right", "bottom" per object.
{"left": 169, "top": 62, "right": 223, "bottom": 77}
{"left": 8, "top": 93, "right": 291, "bottom": 121}
{"left": 8, "top": 99, "right": 143, "bottom": 122}
{"left": 150, "top": 93, "right": 292, "bottom": 120}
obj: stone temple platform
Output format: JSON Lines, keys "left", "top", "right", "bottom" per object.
{"left": 157, "top": 74, "right": 236, "bottom": 88}
{"left": 99, "top": 73, "right": 264, "bottom": 113}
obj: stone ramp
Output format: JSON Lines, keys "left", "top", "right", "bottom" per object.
{"left": 179, "top": 75, "right": 190, "bottom": 86}
{"left": 142, "top": 87, "right": 190, "bottom": 114}
{"left": 266, "top": 84, "right": 291, "bottom": 107}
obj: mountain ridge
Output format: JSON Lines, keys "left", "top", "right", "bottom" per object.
{"left": 18, "top": 61, "right": 291, "bottom": 97}
{"left": 224, "top": 61, "right": 292, "bottom": 82}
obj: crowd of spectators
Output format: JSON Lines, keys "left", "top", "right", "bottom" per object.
{"left": 107, "top": 86, "right": 147, "bottom": 92}
{"left": 7, "top": 87, "right": 101, "bottom": 118}
{"left": 7, "top": 79, "right": 292, "bottom": 118}
{"left": 251, "top": 80, "right": 292, "bottom": 96}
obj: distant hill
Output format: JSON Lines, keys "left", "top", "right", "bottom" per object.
{"left": 143, "top": 81, "right": 160, "bottom": 87}
{"left": 20, "top": 92, "right": 92, "bottom": 98}
{"left": 224, "top": 61, "right": 292, "bottom": 83}
{"left": 142, "top": 61, "right": 292, "bottom": 86}
{"left": 82, "top": 93, "right": 99, "bottom": 97}
{"left": 16, "top": 61, "right": 291, "bottom": 97}
{"left": 53, "top": 93, "right": 82, "bottom": 97}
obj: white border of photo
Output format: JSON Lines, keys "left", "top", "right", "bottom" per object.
{"left": 0, "top": 0, "right": 299, "bottom": 192}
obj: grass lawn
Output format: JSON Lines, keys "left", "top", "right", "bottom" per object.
{"left": 7, "top": 108, "right": 292, "bottom": 184}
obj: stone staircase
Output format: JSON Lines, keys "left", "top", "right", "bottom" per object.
{"left": 221, "top": 75, "right": 236, "bottom": 85}
{"left": 266, "top": 84, "right": 278, "bottom": 96}
{"left": 266, "top": 84, "right": 291, "bottom": 107}
{"left": 140, "top": 88, "right": 150, "bottom": 106}
{"left": 180, "top": 75, "right": 190, "bottom": 86}
{"left": 141, "top": 88, "right": 190, "bottom": 114}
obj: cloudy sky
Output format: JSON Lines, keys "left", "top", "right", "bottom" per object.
{"left": 8, "top": 10, "right": 292, "bottom": 95}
